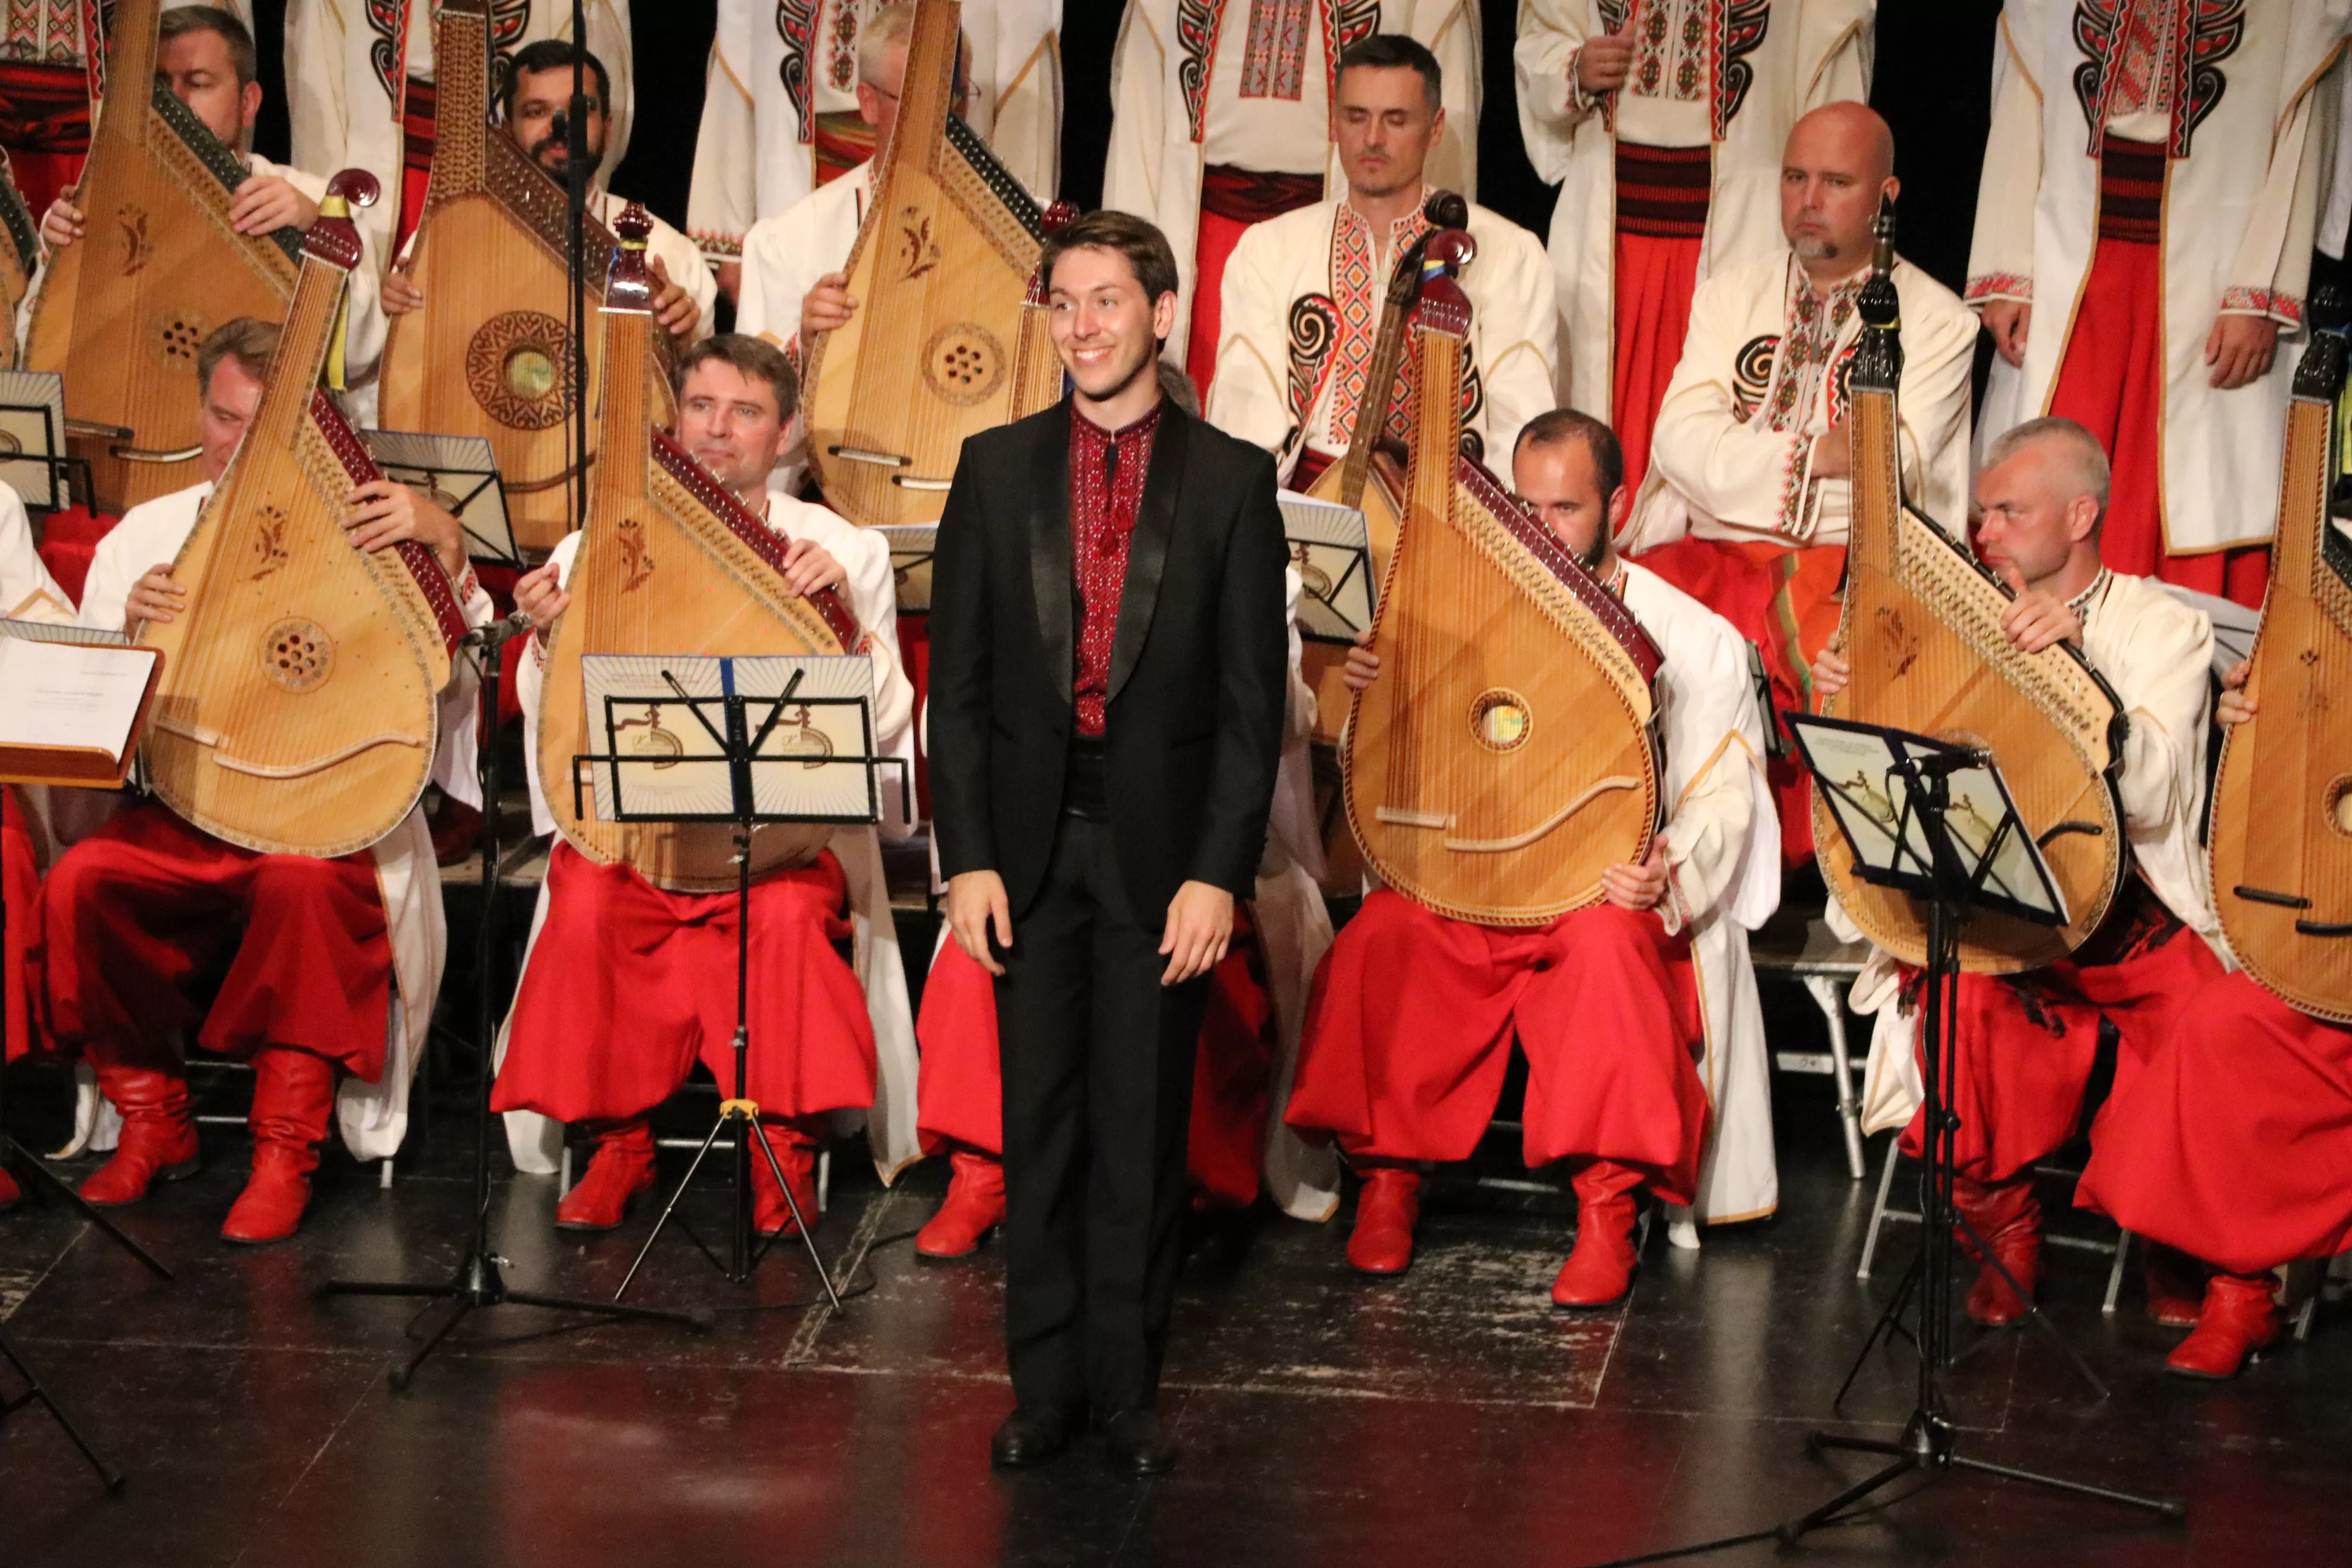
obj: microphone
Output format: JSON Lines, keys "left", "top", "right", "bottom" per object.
{"left": 461, "top": 609, "right": 535, "bottom": 650}
{"left": 1909, "top": 744, "right": 1993, "bottom": 780}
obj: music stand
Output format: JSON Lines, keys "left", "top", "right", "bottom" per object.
{"left": 1277, "top": 492, "right": 1377, "bottom": 645}
{"left": 875, "top": 524, "right": 936, "bottom": 614}
{"left": 316, "top": 616, "right": 713, "bottom": 1390}
{"left": 0, "top": 370, "right": 70, "bottom": 511}
{"left": 359, "top": 429, "right": 520, "bottom": 568}
{"left": 0, "top": 623, "right": 175, "bottom": 1489}
{"left": 572, "top": 652, "right": 903, "bottom": 1309}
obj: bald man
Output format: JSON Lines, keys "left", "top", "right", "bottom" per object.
{"left": 1815, "top": 416, "right": 2224, "bottom": 1332}
{"left": 1619, "top": 103, "right": 1974, "bottom": 864}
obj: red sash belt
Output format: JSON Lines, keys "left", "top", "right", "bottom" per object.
{"left": 1615, "top": 140, "right": 1710, "bottom": 239}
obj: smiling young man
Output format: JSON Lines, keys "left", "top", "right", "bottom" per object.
{"left": 1285, "top": 409, "right": 1780, "bottom": 1305}
{"left": 1616, "top": 101, "right": 1974, "bottom": 864}
{"left": 1813, "top": 416, "right": 2224, "bottom": 1330}
{"left": 495, "top": 334, "right": 912, "bottom": 1237}
{"left": 1207, "top": 34, "right": 1556, "bottom": 488}
{"left": 929, "top": 210, "right": 1287, "bottom": 1474}
{"left": 36, "top": 317, "right": 491, "bottom": 1244}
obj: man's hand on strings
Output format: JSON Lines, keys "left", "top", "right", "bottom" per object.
{"left": 514, "top": 561, "right": 569, "bottom": 636}
{"left": 38, "top": 188, "right": 83, "bottom": 251}
{"left": 947, "top": 869, "right": 1013, "bottom": 976}
{"left": 1159, "top": 880, "right": 1234, "bottom": 986}
{"left": 1340, "top": 629, "right": 1380, "bottom": 691}
{"left": 1810, "top": 643, "right": 1850, "bottom": 703}
{"left": 344, "top": 479, "right": 466, "bottom": 580}
{"left": 779, "top": 537, "right": 847, "bottom": 597}
{"left": 1995, "top": 561, "right": 2083, "bottom": 652}
{"left": 2217, "top": 658, "right": 2256, "bottom": 727}
{"left": 648, "top": 256, "right": 700, "bottom": 342}
{"left": 125, "top": 564, "right": 185, "bottom": 637}
{"left": 1601, "top": 835, "right": 1672, "bottom": 913}
{"left": 383, "top": 267, "right": 425, "bottom": 318}
{"left": 230, "top": 173, "right": 319, "bottom": 236}
{"left": 801, "top": 271, "right": 857, "bottom": 343}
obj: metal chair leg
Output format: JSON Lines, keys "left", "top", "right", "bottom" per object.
{"left": 2103, "top": 1228, "right": 2132, "bottom": 1315}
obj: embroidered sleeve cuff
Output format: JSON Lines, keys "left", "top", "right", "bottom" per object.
{"left": 1657, "top": 858, "right": 1694, "bottom": 937}
{"left": 530, "top": 627, "right": 550, "bottom": 668}
{"left": 692, "top": 229, "right": 744, "bottom": 262}
{"left": 1776, "top": 432, "right": 1819, "bottom": 541}
{"left": 1964, "top": 273, "right": 2033, "bottom": 306}
{"left": 2220, "top": 285, "right": 2303, "bottom": 328}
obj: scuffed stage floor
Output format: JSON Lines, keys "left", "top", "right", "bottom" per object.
{"left": 2, "top": 1076, "right": 2348, "bottom": 1568}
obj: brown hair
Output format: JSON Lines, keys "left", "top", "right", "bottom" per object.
{"left": 1041, "top": 210, "right": 1180, "bottom": 313}
{"left": 1338, "top": 34, "right": 1442, "bottom": 112}
{"left": 1515, "top": 407, "right": 1626, "bottom": 503}
{"left": 502, "top": 40, "right": 611, "bottom": 121}
{"left": 197, "top": 317, "right": 279, "bottom": 395}
{"left": 675, "top": 333, "right": 801, "bottom": 422}
{"left": 159, "top": 6, "right": 259, "bottom": 89}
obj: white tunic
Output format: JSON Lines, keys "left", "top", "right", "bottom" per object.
{"left": 1845, "top": 568, "right": 2222, "bottom": 1135}
{"left": 1514, "top": 0, "right": 1874, "bottom": 412}
{"left": 0, "top": 483, "right": 68, "bottom": 623}
{"left": 77, "top": 479, "right": 493, "bottom": 1159}
{"left": 1621, "top": 559, "right": 1783, "bottom": 1223}
{"left": 1968, "top": 0, "right": 2346, "bottom": 554}
{"left": 283, "top": 0, "right": 635, "bottom": 264}
{"left": 507, "top": 492, "right": 923, "bottom": 1181}
{"left": 686, "top": 0, "right": 1063, "bottom": 263}
{"left": 1103, "top": 0, "right": 1483, "bottom": 357}
{"left": 734, "top": 161, "right": 872, "bottom": 498}
{"left": 1625, "top": 248, "right": 1976, "bottom": 552}
{"left": 1206, "top": 192, "right": 1559, "bottom": 474}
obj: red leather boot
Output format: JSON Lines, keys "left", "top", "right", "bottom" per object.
{"left": 1346, "top": 1167, "right": 1421, "bottom": 1275}
{"left": 2143, "top": 1242, "right": 2206, "bottom": 1329}
{"left": 916, "top": 1147, "right": 1005, "bottom": 1259}
{"left": 79, "top": 1063, "right": 200, "bottom": 1205}
{"left": 2166, "top": 1275, "right": 2281, "bottom": 1379}
{"left": 749, "top": 1122, "right": 819, "bottom": 1237}
{"left": 221, "top": 1046, "right": 336, "bottom": 1244}
{"left": 1553, "top": 1159, "right": 1644, "bottom": 1307}
{"left": 1954, "top": 1175, "right": 2042, "bottom": 1328}
{"left": 0, "top": 1165, "right": 19, "bottom": 1211}
{"left": 556, "top": 1119, "right": 658, "bottom": 1231}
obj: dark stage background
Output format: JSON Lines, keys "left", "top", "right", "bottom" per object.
{"left": 240, "top": 2, "right": 2005, "bottom": 299}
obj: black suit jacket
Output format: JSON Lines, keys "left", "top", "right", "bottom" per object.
{"left": 929, "top": 397, "right": 1289, "bottom": 930}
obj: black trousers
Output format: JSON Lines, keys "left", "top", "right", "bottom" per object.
{"left": 994, "top": 814, "right": 1207, "bottom": 1413}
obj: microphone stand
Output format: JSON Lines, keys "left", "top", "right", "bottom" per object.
{"left": 317, "top": 616, "right": 711, "bottom": 1389}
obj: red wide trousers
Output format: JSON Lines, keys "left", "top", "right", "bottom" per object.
{"left": 1285, "top": 892, "right": 1706, "bottom": 1203}
{"left": 914, "top": 909, "right": 1277, "bottom": 1207}
{"left": 2079, "top": 971, "right": 2352, "bottom": 1275}
{"left": 1899, "top": 918, "right": 2223, "bottom": 1185}
{"left": 494, "top": 842, "right": 875, "bottom": 1125}
{"left": 1612, "top": 228, "right": 1703, "bottom": 502}
{"left": 37, "top": 801, "right": 391, "bottom": 1077}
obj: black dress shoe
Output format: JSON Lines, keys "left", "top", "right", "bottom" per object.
{"left": 1099, "top": 1407, "right": 1177, "bottom": 1476}
{"left": 990, "top": 1404, "right": 1079, "bottom": 1469}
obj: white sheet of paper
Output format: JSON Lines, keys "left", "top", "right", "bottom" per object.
{"left": 0, "top": 638, "right": 154, "bottom": 759}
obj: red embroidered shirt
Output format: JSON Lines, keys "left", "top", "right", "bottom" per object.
{"left": 1068, "top": 400, "right": 1163, "bottom": 736}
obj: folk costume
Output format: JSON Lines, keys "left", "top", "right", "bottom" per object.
{"left": 1845, "top": 569, "right": 2226, "bottom": 1325}
{"left": 734, "top": 160, "right": 870, "bottom": 499}
{"left": 496, "top": 492, "right": 918, "bottom": 1233}
{"left": 1621, "top": 245, "right": 1974, "bottom": 861}
{"left": 1103, "top": 0, "right": 1483, "bottom": 398}
{"left": 2079, "top": 972, "right": 2352, "bottom": 1374}
{"left": 1285, "top": 560, "right": 1782, "bottom": 1299}
{"left": 1206, "top": 191, "right": 1559, "bottom": 482}
{"left": 1513, "top": 0, "right": 1875, "bottom": 497}
{"left": 36, "top": 479, "right": 492, "bottom": 1242}
{"left": 1969, "top": 0, "right": 2348, "bottom": 606}
{"left": 1, "top": 485, "right": 71, "bottom": 1165}
{"left": 685, "top": 0, "right": 1063, "bottom": 268}
{"left": 284, "top": 0, "right": 635, "bottom": 257}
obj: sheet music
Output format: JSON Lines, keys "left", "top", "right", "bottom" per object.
{"left": 0, "top": 638, "right": 154, "bottom": 758}
{"left": 0, "top": 369, "right": 67, "bottom": 509}
{"left": 1277, "top": 493, "right": 1376, "bottom": 643}
{"left": 0, "top": 616, "right": 129, "bottom": 647}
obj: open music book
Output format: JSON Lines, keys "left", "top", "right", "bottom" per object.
{"left": 0, "top": 618, "right": 161, "bottom": 787}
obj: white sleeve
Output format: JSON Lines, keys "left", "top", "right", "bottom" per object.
{"left": 1658, "top": 616, "right": 1772, "bottom": 929}
{"left": 2105, "top": 597, "right": 2215, "bottom": 841}
{"left": 1203, "top": 223, "right": 1296, "bottom": 455}
{"left": 1418, "top": 0, "right": 1482, "bottom": 201}
{"left": 283, "top": 0, "right": 351, "bottom": 184}
{"left": 1513, "top": 0, "right": 1598, "bottom": 185}
{"left": 1965, "top": 9, "right": 2039, "bottom": 307}
{"left": 1648, "top": 272, "right": 1812, "bottom": 535}
{"left": 1102, "top": 0, "right": 1169, "bottom": 220}
{"left": 685, "top": 9, "right": 757, "bottom": 262}
{"left": 1476, "top": 224, "right": 1562, "bottom": 461}
{"left": 0, "top": 484, "right": 67, "bottom": 622}
{"left": 1896, "top": 289, "right": 1979, "bottom": 533}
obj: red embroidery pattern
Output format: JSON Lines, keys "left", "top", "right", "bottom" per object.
{"left": 1762, "top": 262, "right": 1860, "bottom": 437}
{"left": 825, "top": 0, "right": 859, "bottom": 93}
{"left": 1067, "top": 404, "right": 1164, "bottom": 735}
{"left": 2221, "top": 284, "right": 2302, "bottom": 326}
{"left": 1239, "top": 0, "right": 1311, "bottom": 100}
{"left": 1324, "top": 198, "right": 1433, "bottom": 446}
{"left": 2072, "top": 0, "right": 2242, "bottom": 158}
{"left": 779, "top": 0, "right": 816, "bottom": 145}
{"left": 1178, "top": 0, "right": 1221, "bottom": 143}
{"left": 365, "top": 0, "right": 404, "bottom": 111}
{"left": 1964, "top": 272, "right": 2034, "bottom": 303}
{"left": 1322, "top": 0, "right": 1380, "bottom": 102}
{"left": 1714, "top": 0, "right": 1770, "bottom": 138}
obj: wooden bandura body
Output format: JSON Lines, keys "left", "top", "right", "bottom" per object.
{"left": 377, "top": 0, "right": 668, "bottom": 557}
{"left": 536, "top": 209, "right": 859, "bottom": 893}
{"left": 1342, "top": 251, "right": 1662, "bottom": 927}
{"left": 2209, "top": 298, "right": 2352, "bottom": 1022}
{"left": 802, "top": 0, "right": 1066, "bottom": 528}
{"left": 0, "top": 155, "right": 40, "bottom": 370}
{"left": 139, "top": 173, "right": 466, "bottom": 858}
{"left": 25, "top": 0, "right": 302, "bottom": 512}
{"left": 1815, "top": 207, "right": 2125, "bottom": 973}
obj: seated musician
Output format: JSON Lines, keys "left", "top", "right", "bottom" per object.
{"left": 1206, "top": 35, "right": 1556, "bottom": 487}
{"left": 911, "top": 360, "right": 1338, "bottom": 1257}
{"left": 1621, "top": 102, "right": 1974, "bottom": 861}
{"left": 1814, "top": 416, "right": 2224, "bottom": 1328}
{"left": 2073, "top": 662, "right": 2352, "bottom": 1379}
{"left": 495, "top": 334, "right": 913, "bottom": 1236}
{"left": 29, "top": 6, "right": 386, "bottom": 393}
{"left": 35, "top": 318, "right": 490, "bottom": 1244}
{"left": 1285, "top": 409, "right": 1781, "bottom": 1305}
{"left": 1, "top": 489, "right": 73, "bottom": 1216}
{"left": 383, "top": 41, "right": 713, "bottom": 348}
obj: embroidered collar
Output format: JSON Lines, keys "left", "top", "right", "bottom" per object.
{"left": 2065, "top": 567, "right": 2111, "bottom": 619}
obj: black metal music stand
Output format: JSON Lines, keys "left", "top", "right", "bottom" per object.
{"left": 1580, "top": 717, "right": 2179, "bottom": 1568}
{"left": 316, "top": 617, "right": 713, "bottom": 1390}
{"left": 571, "top": 656, "right": 901, "bottom": 1309}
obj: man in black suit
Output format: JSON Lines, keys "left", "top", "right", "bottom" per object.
{"left": 929, "top": 210, "right": 1288, "bottom": 1475}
